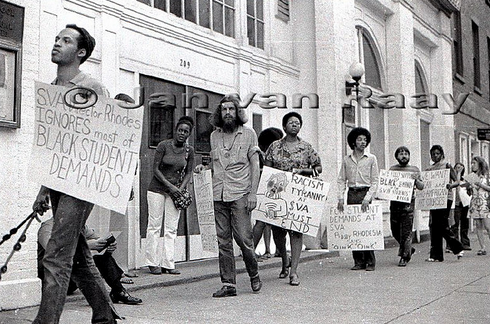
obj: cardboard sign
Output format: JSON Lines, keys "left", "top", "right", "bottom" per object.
{"left": 377, "top": 169, "right": 415, "bottom": 203}
{"left": 193, "top": 170, "right": 218, "bottom": 254}
{"left": 326, "top": 203, "right": 384, "bottom": 251}
{"left": 415, "top": 169, "right": 450, "bottom": 210}
{"left": 252, "top": 166, "right": 330, "bottom": 237}
{"left": 29, "top": 82, "right": 143, "bottom": 214}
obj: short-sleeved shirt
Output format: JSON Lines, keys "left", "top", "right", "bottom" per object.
{"left": 389, "top": 164, "right": 421, "bottom": 212}
{"left": 52, "top": 71, "right": 110, "bottom": 97}
{"left": 148, "top": 139, "right": 195, "bottom": 195}
{"left": 264, "top": 137, "right": 321, "bottom": 172}
{"left": 211, "top": 125, "right": 260, "bottom": 202}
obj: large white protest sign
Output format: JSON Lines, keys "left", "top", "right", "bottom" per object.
{"left": 326, "top": 203, "right": 384, "bottom": 251}
{"left": 193, "top": 170, "right": 218, "bottom": 254}
{"left": 377, "top": 169, "right": 415, "bottom": 203}
{"left": 252, "top": 166, "right": 330, "bottom": 237}
{"left": 29, "top": 82, "right": 143, "bottom": 214}
{"left": 415, "top": 169, "right": 450, "bottom": 210}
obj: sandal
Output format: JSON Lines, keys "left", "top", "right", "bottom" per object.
{"left": 120, "top": 277, "right": 134, "bottom": 284}
{"left": 289, "top": 274, "right": 300, "bottom": 286}
{"left": 477, "top": 250, "right": 487, "bottom": 255}
{"left": 279, "top": 268, "right": 289, "bottom": 279}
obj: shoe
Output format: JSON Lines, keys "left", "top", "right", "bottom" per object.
{"left": 457, "top": 251, "right": 464, "bottom": 260}
{"left": 425, "top": 258, "right": 441, "bottom": 262}
{"left": 162, "top": 268, "right": 180, "bottom": 275}
{"left": 411, "top": 247, "right": 416, "bottom": 255}
{"left": 279, "top": 268, "right": 289, "bottom": 279}
{"left": 289, "top": 274, "right": 300, "bottom": 286}
{"left": 463, "top": 246, "right": 472, "bottom": 251}
{"left": 110, "top": 289, "right": 143, "bottom": 305}
{"left": 477, "top": 250, "right": 487, "bottom": 256}
{"left": 398, "top": 258, "right": 407, "bottom": 267}
{"left": 251, "top": 276, "right": 262, "bottom": 292}
{"left": 149, "top": 266, "right": 162, "bottom": 275}
{"left": 445, "top": 248, "right": 452, "bottom": 253}
{"left": 212, "top": 285, "right": 237, "bottom": 298}
{"left": 365, "top": 265, "right": 375, "bottom": 271}
{"left": 274, "top": 251, "right": 281, "bottom": 257}
{"left": 263, "top": 252, "right": 272, "bottom": 259}
{"left": 350, "top": 265, "right": 366, "bottom": 270}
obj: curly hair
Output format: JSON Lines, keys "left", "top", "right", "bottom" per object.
{"left": 176, "top": 116, "right": 194, "bottom": 131}
{"left": 347, "top": 127, "right": 371, "bottom": 150}
{"left": 282, "top": 112, "right": 303, "bottom": 128}
{"left": 472, "top": 156, "right": 489, "bottom": 176}
{"left": 209, "top": 93, "right": 248, "bottom": 128}
{"left": 394, "top": 146, "right": 410, "bottom": 159}
{"left": 430, "top": 145, "right": 445, "bottom": 158}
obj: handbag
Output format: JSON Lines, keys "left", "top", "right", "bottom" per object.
{"left": 172, "top": 144, "right": 193, "bottom": 210}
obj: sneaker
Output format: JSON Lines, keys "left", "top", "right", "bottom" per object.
{"left": 250, "top": 276, "right": 262, "bottom": 292}
{"left": 212, "top": 286, "right": 237, "bottom": 298}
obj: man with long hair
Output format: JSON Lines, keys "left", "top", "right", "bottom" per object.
{"left": 195, "top": 93, "right": 262, "bottom": 297}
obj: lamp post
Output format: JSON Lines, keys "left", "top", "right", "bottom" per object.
{"left": 348, "top": 62, "right": 365, "bottom": 104}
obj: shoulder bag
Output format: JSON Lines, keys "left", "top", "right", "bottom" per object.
{"left": 172, "top": 144, "right": 193, "bottom": 210}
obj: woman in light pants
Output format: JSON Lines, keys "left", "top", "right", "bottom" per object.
{"left": 145, "top": 116, "right": 195, "bottom": 275}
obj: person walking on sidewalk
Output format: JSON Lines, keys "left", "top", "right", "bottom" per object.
{"left": 263, "top": 112, "right": 322, "bottom": 285}
{"left": 194, "top": 93, "right": 262, "bottom": 298}
{"left": 337, "top": 127, "right": 379, "bottom": 271}
{"left": 425, "top": 145, "right": 464, "bottom": 262}
{"left": 447, "top": 162, "right": 472, "bottom": 251}
{"left": 388, "top": 146, "right": 424, "bottom": 267}
{"left": 467, "top": 156, "right": 490, "bottom": 256}
{"left": 32, "top": 24, "right": 118, "bottom": 324}
{"left": 145, "top": 116, "right": 195, "bottom": 275}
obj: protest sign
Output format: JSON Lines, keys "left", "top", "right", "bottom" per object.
{"left": 326, "top": 203, "right": 384, "bottom": 251}
{"left": 415, "top": 169, "right": 450, "bottom": 210}
{"left": 377, "top": 169, "right": 415, "bottom": 203}
{"left": 29, "top": 82, "right": 143, "bottom": 214}
{"left": 193, "top": 170, "right": 218, "bottom": 254}
{"left": 252, "top": 166, "right": 330, "bottom": 237}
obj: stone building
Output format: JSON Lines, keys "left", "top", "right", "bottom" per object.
{"left": 0, "top": 0, "right": 459, "bottom": 309}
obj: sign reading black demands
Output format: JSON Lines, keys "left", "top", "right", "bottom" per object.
{"left": 0, "top": 0, "right": 24, "bottom": 43}
{"left": 477, "top": 129, "right": 490, "bottom": 140}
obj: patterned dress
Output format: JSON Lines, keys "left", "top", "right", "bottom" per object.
{"left": 469, "top": 176, "right": 490, "bottom": 219}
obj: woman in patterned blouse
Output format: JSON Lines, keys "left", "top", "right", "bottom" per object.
{"left": 264, "top": 112, "right": 322, "bottom": 286}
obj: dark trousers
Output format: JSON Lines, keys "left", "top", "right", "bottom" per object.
{"left": 34, "top": 191, "right": 115, "bottom": 324}
{"left": 429, "top": 200, "right": 464, "bottom": 261}
{"left": 347, "top": 188, "right": 375, "bottom": 267}
{"left": 450, "top": 202, "right": 470, "bottom": 248}
{"left": 93, "top": 254, "right": 125, "bottom": 293}
{"left": 214, "top": 195, "right": 259, "bottom": 285}
{"left": 390, "top": 209, "right": 414, "bottom": 261}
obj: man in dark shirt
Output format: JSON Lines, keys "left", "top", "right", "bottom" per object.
{"left": 389, "top": 146, "right": 424, "bottom": 266}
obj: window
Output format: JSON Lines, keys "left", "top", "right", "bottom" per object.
{"left": 452, "top": 12, "right": 463, "bottom": 76}
{"left": 460, "top": 135, "right": 468, "bottom": 170}
{"left": 420, "top": 120, "right": 431, "bottom": 171}
{"left": 247, "top": 0, "right": 264, "bottom": 49}
{"left": 472, "top": 21, "right": 481, "bottom": 89}
{"left": 252, "top": 113, "right": 262, "bottom": 136}
{"left": 357, "top": 27, "right": 382, "bottom": 90}
{"left": 140, "top": 0, "right": 235, "bottom": 37}
{"left": 415, "top": 61, "right": 428, "bottom": 94}
{"left": 277, "top": 0, "right": 289, "bottom": 22}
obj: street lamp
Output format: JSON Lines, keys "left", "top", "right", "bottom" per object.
{"left": 348, "top": 62, "right": 365, "bottom": 104}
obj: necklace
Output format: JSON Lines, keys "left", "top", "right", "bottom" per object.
{"left": 222, "top": 133, "right": 237, "bottom": 158}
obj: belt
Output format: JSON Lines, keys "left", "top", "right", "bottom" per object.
{"left": 348, "top": 187, "right": 370, "bottom": 192}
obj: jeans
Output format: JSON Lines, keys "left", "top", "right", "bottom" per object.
{"left": 34, "top": 190, "right": 115, "bottom": 324}
{"left": 450, "top": 202, "right": 470, "bottom": 248}
{"left": 145, "top": 191, "right": 181, "bottom": 269}
{"left": 347, "top": 188, "right": 376, "bottom": 267}
{"left": 214, "top": 195, "right": 259, "bottom": 285}
{"left": 390, "top": 208, "right": 414, "bottom": 261}
{"left": 429, "top": 200, "right": 464, "bottom": 261}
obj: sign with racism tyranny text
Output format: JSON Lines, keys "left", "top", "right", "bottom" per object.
{"left": 415, "top": 169, "right": 450, "bottom": 210}
{"left": 326, "top": 203, "right": 384, "bottom": 251}
{"left": 29, "top": 82, "right": 144, "bottom": 214}
{"left": 193, "top": 170, "right": 218, "bottom": 254}
{"left": 252, "top": 166, "right": 330, "bottom": 237}
{"left": 377, "top": 169, "right": 415, "bottom": 203}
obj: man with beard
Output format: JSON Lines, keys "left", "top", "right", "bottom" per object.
{"left": 389, "top": 146, "right": 424, "bottom": 267}
{"left": 337, "top": 127, "right": 379, "bottom": 271}
{"left": 194, "top": 93, "right": 262, "bottom": 297}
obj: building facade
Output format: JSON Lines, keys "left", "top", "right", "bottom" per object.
{"left": 0, "top": 0, "right": 458, "bottom": 309}
{"left": 452, "top": 0, "right": 490, "bottom": 170}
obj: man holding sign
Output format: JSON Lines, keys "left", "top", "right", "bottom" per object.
{"left": 32, "top": 25, "right": 118, "bottom": 324}
{"left": 388, "top": 146, "right": 424, "bottom": 267}
{"left": 337, "top": 127, "right": 379, "bottom": 271}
